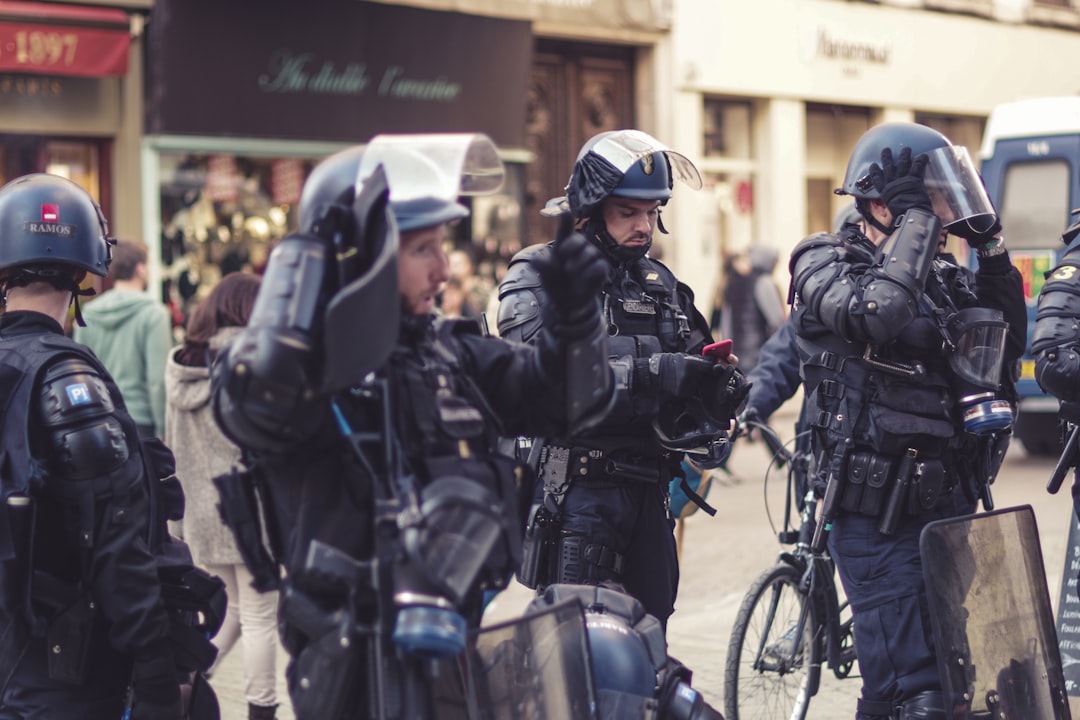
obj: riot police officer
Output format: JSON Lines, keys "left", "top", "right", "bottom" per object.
{"left": 211, "top": 134, "right": 613, "bottom": 719}
{"left": 498, "top": 129, "right": 748, "bottom": 628}
{"left": 790, "top": 123, "right": 1025, "bottom": 720}
{"left": 0, "top": 175, "right": 183, "bottom": 719}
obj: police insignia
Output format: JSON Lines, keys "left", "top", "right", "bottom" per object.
{"left": 641, "top": 154, "right": 655, "bottom": 175}
{"left": 65, "top": 383, "right": 93, "bottom": 405}
{"left": 646, "top": 272, "right": 659, "bottom": 281}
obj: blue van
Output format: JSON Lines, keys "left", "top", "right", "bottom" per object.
{"left": 978, "top": 96, "right": 1080, "bottom": 456}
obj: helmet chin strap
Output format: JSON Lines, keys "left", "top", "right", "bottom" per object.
{"left": 856, "top": 198, "right": 892, "bottom": 236}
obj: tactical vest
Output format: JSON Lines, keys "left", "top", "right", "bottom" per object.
{"left": 345, "top": 317, "right": 525, "bottom": 587}
{"left": 0, "top": 332, "right": 224, "bottom": 686}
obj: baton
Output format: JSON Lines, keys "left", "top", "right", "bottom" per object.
{"left": 1047, "top": 423, "right": 1080, "bottom": 494}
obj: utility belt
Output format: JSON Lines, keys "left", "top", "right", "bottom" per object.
{"left": 834, "top": 447, "right": 954, "bottom": 525}
{"left": 538, "top": 444, "right": 669, "bottom": 490}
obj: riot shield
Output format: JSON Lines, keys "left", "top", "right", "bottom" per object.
{"left": 467, "top": 597, "right": 597, "bottom": 720}
{"left": 921, "top": 505, "right": 1071, "bottom": 719}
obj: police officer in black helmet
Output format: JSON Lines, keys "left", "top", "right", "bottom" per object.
{"left": 790, "top": 123, "right": 1025, "bottom": 719}
{"left": 211, "top": 134, "right": 614, "bottom": 719}
{"left": 498, "top": 129, "right": 749, "bottom": 628}
{"left": 0, "top": 175, "right": 183, "bottom": 719}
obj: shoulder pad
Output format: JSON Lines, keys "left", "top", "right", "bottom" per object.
{"left": 788, "top": 232, "right": 843, "bottom": 273}
{"left": 39, "top": 356, "right": 115, "bottom": 428}
{"left": 499, "top": 244, "right": 551, "bottom": 297}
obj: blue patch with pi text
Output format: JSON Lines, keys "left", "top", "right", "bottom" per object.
{"left": 65, "top": 383, "right": 93, "bottom": 406}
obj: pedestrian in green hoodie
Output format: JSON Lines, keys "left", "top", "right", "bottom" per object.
{"left": 75, "top": 239, "right": 173, "bottom": 438}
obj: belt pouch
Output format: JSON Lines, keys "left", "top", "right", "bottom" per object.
{"left": 859, "top": 454, "right": 893, "bottom": 516}
{"left": 909, "top": 459, "right": 946, "bottom": 513}
{"left": 839, "top": 451, "right": 867, "bottom": 512}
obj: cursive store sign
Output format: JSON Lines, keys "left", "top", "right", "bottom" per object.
{"left": 147, "top": 0, "right": 530, "bottom": 146}
{"left": 255, "top": 52, "right": 463, "bottom": 103}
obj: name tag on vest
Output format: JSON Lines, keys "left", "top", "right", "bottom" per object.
{"left": 622, "top": 300, "right": 656, "bottom": 315}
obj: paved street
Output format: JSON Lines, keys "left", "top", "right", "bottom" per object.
{"left": 209, "top": 397, "right": 1077, "bottom": 719}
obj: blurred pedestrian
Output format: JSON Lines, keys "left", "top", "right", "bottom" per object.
{"left": 164, "top": 272, "right": 280, "bottom": 720}
{"left": 720, "top": 243, "right": 785, "bottom": 372}
{"left": 75, "top": 238, "right": 172, "bottom": 438}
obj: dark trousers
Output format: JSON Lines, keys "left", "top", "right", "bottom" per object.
{"left": 828, "top": 491, "right": 975, "bottom": 717}
{"left": 560, "top": 480, "right": 679, "bottom": 626}
{"left": 0, "top": 637, "right": 130, "bottom": 720}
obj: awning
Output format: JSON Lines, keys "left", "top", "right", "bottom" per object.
{"left": 0, "top": 1, "right": 130, "bottom": 77}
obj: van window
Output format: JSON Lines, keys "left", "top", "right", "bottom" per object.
{"left": 999, "top": 160, "right": 1070, "bottom": 250}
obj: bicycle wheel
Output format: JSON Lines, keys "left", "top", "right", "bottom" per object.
{"left": 724, "top": 562, "right": 819, "bottom": 720}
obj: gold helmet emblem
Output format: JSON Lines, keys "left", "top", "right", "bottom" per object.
{"left": 640, "top": 154, "right": 654, "bottom": 175}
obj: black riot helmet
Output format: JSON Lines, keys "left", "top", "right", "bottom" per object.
{"left": 836, "top": 123, "right": 951, "bottom": 200}
{"left": 836, "top": 122, "right": 997, "bottom": 235}
{"left": 0, "top": 173, "right": 112, "bottom": 281}
{"left": 298, "top": 145, "right": 366, "bottom": 234}
{"left": 550, "top": 129, "right": 702, "bottom": 221}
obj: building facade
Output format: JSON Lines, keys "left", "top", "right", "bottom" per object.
{"left": 667, "top": 0, "right": 1080, "bottom": 309}
{"left": 0, "top": 0, "right": 150, "bottom": 294}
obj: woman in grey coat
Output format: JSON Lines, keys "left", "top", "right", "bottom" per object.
{"left": 165, "top": 272, "right": 280, "bottom": 720}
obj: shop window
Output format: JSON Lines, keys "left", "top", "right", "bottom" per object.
{"left": 157, "top": 152, "right": 317, "bottom": 321}
{"left": 703, "top": 99, "right": 753, "bottom": 159}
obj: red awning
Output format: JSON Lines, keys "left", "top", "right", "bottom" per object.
{"left": 0, "top": 2, "right": 130, "bottom": 77}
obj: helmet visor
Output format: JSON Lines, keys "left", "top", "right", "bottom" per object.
{"left": 587, "top": 130, "right": 703, "bottom": 191}
{"left": 358, "top": 133, "right": 505, "bottom": 204}
{"left": 923, "top": 146, "right": 997, "bottom": 235}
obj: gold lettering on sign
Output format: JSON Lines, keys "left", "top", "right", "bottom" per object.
{"left": 15, "top": 31, "right": 79, "bottom": 68}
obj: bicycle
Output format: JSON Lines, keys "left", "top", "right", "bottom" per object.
{"left": 723, "top": 417, "right": 858, "bottom": 720}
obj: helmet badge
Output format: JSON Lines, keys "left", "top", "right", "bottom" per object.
{"left": 640, "top": 154, "right": 654, "bottom": 176}
{"left": 41, "top": 204, "right": 59, "bottom": 223}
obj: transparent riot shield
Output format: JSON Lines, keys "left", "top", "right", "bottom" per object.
{"left": 921, "top": 505, "right": 1071, "bottom": 719}
{"left": 467, "top": 597, "right": 597, "bottom": 720}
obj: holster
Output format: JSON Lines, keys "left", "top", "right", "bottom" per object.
{"left": 517, "top": 503, "right": 557, "bottom": 589}
{"left": 213, "top": 466, "right": 280, "bottom": 593}
{"left": 282, "top": 588, "right": 361, "bottom": 720}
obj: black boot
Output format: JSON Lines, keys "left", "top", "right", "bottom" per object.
{"left": 249, "top": 703, "right": 278, "bottom": 720}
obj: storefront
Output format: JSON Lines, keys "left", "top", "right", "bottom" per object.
{"left": 0, "top": 0, "right": 147, "bottom": 257}
{"left": 669, "top": 0, "right": 1080, "bottom": 311}
{"left": 143, "top": 0, "right": 532, "bottom": 317}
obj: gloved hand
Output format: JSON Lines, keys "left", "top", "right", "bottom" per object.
{"left": 706, "top": 364, "right": 752, "bottom": 424}
{"left": 949, "top": 216, "right": 1003, "bottom": 250}
{"left": 130, "top": 656, "right": 183, "bottom": 720}
{"left": 636, "top": 353, "right": 719, "bottom": 399}
{"left": 535, "top": 215, "right": 610, "bottom": 338}
{"left": 868, "top": 147, "right": 932, "bottom": 219}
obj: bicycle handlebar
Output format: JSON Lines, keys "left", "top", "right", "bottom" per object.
{"left": 734, "top": 417, "right": 793, "bottom": 468}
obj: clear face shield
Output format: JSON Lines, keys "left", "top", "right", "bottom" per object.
{"left": 946, "top": 307, "right": 1014, "bottom": 434}
{"left": 922, "top": 145, "right": 997, "bottom": 235}
{"left": 358, "top": 133, "right": 505, "bottom": 207}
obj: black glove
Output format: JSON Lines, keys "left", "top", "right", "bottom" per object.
{"left": 635, "top": 353, "right": 719, "bottom": 399}
{"left": 706, "top": 364, "right": 751, "bottom": 424}
{"left": 868, "top": 147, "right": 932, "bottom": 219}
{"left": 131, "top": 655, "right": 183, "bottom": 720}
{"left": 949, "top": 216, "right": 1003, "bottom": 250}
{"left": 535, "top": 216, "right": 610, "bottom": 338}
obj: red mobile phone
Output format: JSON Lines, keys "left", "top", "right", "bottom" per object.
{"left": 702, "top": 339, "right": 733, "bottom": 361}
